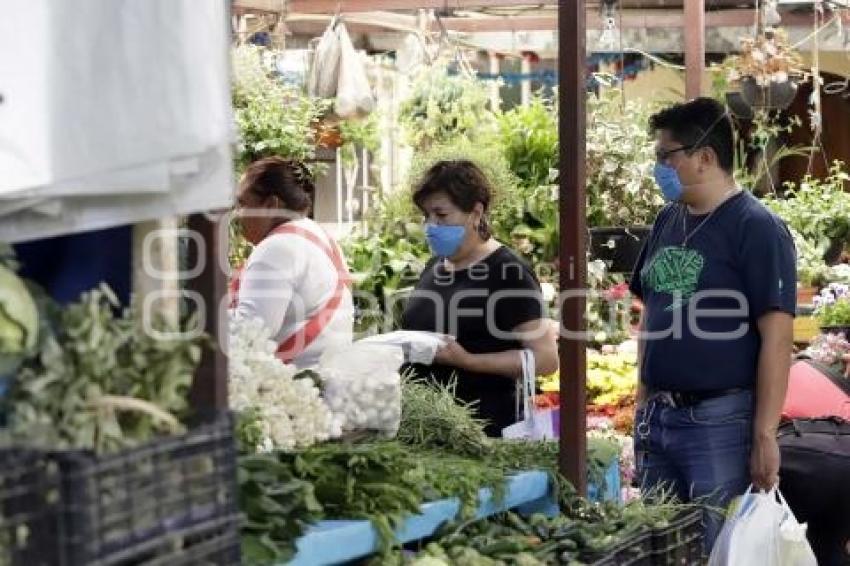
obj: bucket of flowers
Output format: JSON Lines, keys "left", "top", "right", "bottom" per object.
{"left": 814, "top": 283, "right": 850, "bottom": 339}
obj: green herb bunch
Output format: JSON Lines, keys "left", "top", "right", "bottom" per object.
{"left": 397, "top": 377, "right": 490, "bottom": 457}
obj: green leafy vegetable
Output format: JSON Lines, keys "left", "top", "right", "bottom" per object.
{"left": 4, "top": 285, "right": 205, "bottom": 453}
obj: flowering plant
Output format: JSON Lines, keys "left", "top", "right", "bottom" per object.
{"left": 807, "top": 332, "right": 850, "bottom": 379}
{"left": 229, "top": 317, "right": 340, "bottom": 452}
{"left": 725, "top": 28, "right": 805, "bottom": 87}
{"left": 813, "top": 283, "right": 850, "bottom": 327}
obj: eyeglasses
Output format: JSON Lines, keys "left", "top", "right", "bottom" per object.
{"left": 655, "top": 145, "right": 696, "bottom": 163}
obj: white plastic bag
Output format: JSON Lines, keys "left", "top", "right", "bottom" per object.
{"left": 357, "top": 331, "right": 448, "bottom": 365}
{"left": 708, "top": 486, "right": 817, "bottom": 566}
{"left": 502, "top": 350, "right": 557, "bottom": 439}
{"left": 307, "top": 18, "right": 341, "bottom": 98}
{"left": 318, "top": 343, "right": 403, "bottom": 437}
{"left": 334, "top": 23, "right": 375, "bottom": 118}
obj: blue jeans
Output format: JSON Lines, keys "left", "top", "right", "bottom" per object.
{"left": 634, "top": 389, "right": 753, "bottom": 554}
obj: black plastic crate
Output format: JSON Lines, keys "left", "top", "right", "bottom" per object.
{"left": 2, "top": 414, "right": 240, "bottom": 566}
{"left": 0, "top": 450, "right": 62, "bottom": 566}
{"left": 649, "top": 508, "right": 704, "bottom": 566}
{"left": 591, "top": 528, "right": 654, "bottom": 566}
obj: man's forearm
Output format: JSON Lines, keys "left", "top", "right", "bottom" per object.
{"left": 753, "top": 314, "right": 793, "bottom": 439}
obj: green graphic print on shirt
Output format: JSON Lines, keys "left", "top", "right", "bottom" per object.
{"left": 642, "top": 246, "right": 705, "bottom": 311}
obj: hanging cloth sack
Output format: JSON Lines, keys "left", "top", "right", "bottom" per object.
{"left": 334, "top": 23, "right": 375, "bottom": 118}
{"left": 307, "top": 17, "right": 342, "bottom": 98}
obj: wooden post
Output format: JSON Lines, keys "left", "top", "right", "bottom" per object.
{"left": 521, "top": 53, "right": 532, "bottom": 106}
{"left": 684, "top": 0, "right": 705, "bottom": 99}
{"left": 186, "top": 213, "right": 229, "bottom": 415}
{"left": 558, "top": 0, "right": 587, "bottom": 495}
{"left": 489, "top": 51, "right": 501, "bottom": 112}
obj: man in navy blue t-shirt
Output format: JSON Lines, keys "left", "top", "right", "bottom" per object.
{"left": 630, "top": 98, "right": 796, "bottom": 551}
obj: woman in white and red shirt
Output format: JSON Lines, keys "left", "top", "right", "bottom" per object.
{"left": 231, "top": 157, "right": 353, "bottom": 368}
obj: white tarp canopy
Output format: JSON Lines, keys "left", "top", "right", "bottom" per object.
{"left": 0, "top": 0, "right": 235, "bottom": 242}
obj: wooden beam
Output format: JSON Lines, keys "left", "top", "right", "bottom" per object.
{"left": 286, "top": 0, "right": 558, "bottom": 11}
{"left": 286, "top": 11, "right": 420, "bottom": 33}
{"left": 684, "top": 0, "right": 705, "bottom": 98}
{"left": 233, "top": 0, "right": 287, "bottom": 14}
{"left": 436, "top": 9, "right": 817, "bottom": 32}
{"left": 558, "top": 0, "right": 588, "bottom": 495}
{"left": 186, "top": 214, "right": 229, "bottom": 416}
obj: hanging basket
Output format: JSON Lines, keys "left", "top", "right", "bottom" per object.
{"left": 740, "top": 77, "right": 798, "bottom": 110}
{"left": 725, "top": 91, "right": 754, "bottom": 120}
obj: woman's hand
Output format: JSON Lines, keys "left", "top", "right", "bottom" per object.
{"left": 514, "top": 319, "right": 559, "bottom": 376}
{"left": 434, "top": 338, "right": 473, "bottom": 369}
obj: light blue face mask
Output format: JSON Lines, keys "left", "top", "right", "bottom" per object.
{"left": 425, "top": 223, "right": 467, "bottom": 258}
{"left": 653, "top": 162, "right": 684, "bottom": 202}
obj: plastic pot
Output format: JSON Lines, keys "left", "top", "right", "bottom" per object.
{"left": 740, "top": 77, "right": 798, "bottom": 110}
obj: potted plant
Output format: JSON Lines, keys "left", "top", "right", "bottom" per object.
{"left": 791, "top": 229, "right": 828, "bottom": 305}
{"left": 724, "top": 27, "right": 806, "bottom": 111}
{"left": 814, "top": 283, "right": 850, "bottom": 338}
{"left": 764, "top": 161, "right": 850, "bottom": 264}
{"left": 586, "top": 91, "right": 664, "bottom": 273}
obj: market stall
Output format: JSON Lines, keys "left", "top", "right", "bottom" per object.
{"left": 2, "top": 0, "right": 850, "bottom": 565}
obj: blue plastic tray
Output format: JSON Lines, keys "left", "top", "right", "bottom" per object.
{"left": 286, "top": 461, "right": 620, "bottom": 566}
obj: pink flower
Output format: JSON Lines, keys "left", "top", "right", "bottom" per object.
{"left": 603, "top": 283, "right": 630, "bottom": 302}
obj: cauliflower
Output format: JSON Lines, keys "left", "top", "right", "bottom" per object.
{"left": 0, "top": 264, "right": 38, "bottom": 375}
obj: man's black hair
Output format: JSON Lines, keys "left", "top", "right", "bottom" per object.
{"left": 649, "top": 97, "right": 735, "bottom": 174}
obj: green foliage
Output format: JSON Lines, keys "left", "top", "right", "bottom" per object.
{"left": 764, "top": 161, "right": 850, "bottom": 250}
{"left": 789, "top": 228, "right": 829, "bottom": 288}
{"left": 818, "top": 297, "right": 850, "bottom": 327}
{"left": 399, "top": 66, "right": 497, "bottom": 150}
{"left": 490, "top": 184, "right": 559, "bottom": 270}
{"left": 497, "top": 97, "right": 559, "bottom": 189}
{"left": 585, "top": 90, "right": 664, "bottom": 227}
{"left": 815, "top": 284, "right": 850, "bottom": 327}
{"left": 238, "top": 452, "right": 324, "bottom": 565}
{"left": 231, "top": 46, "right": 329, "bottom": 171}
{"left": 735, "top": 110, "right": 811, "bottom": 192}
{"left": 5, "top": 286, "right": 204, "bottom": 453}
{"left": 339, "top": 112, "right": 381, "bottom": 167}
{"left": 343, "top": 229, "right": 429, "bottom": 334}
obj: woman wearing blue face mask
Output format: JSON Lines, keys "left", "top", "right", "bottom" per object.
{"left": 401, "top": 160, "right": 559, "bottom": 436}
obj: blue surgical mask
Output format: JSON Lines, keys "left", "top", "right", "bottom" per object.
{"left": 654, "top": 162, "right": 684, "bottom": 202}
{"left": 425, "top": 223, "right": 466, "bottom": 258}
